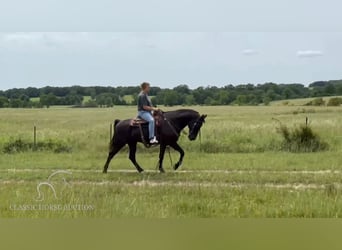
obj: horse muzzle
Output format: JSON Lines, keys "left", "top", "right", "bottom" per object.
{"left": 188, "top": 134, "right": 196, "bottom": 141}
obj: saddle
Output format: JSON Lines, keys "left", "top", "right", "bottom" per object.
{"left": 130, "top": 111, "right": 163, "bottom": 127}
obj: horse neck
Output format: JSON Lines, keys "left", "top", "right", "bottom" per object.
{"left": 166, "top": 111, "right": 198, "bottom": 131}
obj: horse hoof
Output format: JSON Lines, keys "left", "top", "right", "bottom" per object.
{"left": 174, "top": 163, "right": 181, "bottom": 170}
{"left": 159, "top": 168, "right": 165, "bottom": 173}
{"left": 103, "top": 169, "right": 108, "bottom": 174}
{"left": 138, "top": 168, "right": 144, "bottom": 173}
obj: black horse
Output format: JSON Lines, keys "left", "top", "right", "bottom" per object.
{"left": 103, "top": 109, "right": 207, "bottom": 173}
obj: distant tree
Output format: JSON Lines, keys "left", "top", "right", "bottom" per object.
{"left": 236, "top": 95, "right": 247, "bottom": 105}
{"left": 131, "top": 94, "right": 138, "bottom": 105}
{"left": 263, "top": 96, "right": 272, "bottom": 106}
{"left": 19, "top": 94, "right": 30, "bottom": 102}
{"left": 9, "top": 98, "right": 23, "bottom": 108}
{"left": 173, "top": 85, "right": 190, "bottom": 95}
{"left": 105, "top": 97, "right": 113, "bottom": 107}
{"left": 265, "top": 89, "right": 276, "bottom": 101}
{"left": 2, "top": 80, "right": 342, "bottom": 108}
{"left": 26, "top": 87, "right": 40, "bottom": 97}
{"left": 309, "top": 81, "right": 327, "bottom": 88}
{"left": 325, "top": 84, "right": 336, "bottom": 95}
{"left": 149, "top": 86, "right": 161, "bottom": 96}
{"left": 204, "top": 97, "right": 214, "bottom": 105}
{"left": 96, "top": 93, "right": 125, "bottom": 107}
{"left": 0, "top": 96, "right": 9, "bottom": 108}
{"left": 40, "top": 93, "right": 57, "bottom": 108}
{"left": 338, "top": 85, "right": 342, "bottom": 95}
{"left": 282, "top": 88, "right": 292, "bottom": 99}
{"left": 83, "top": 99, "right": 98, "bottom": 107}
{"left": 163, "top": 90, "right": 180, "bottom": 106}
{"left": 192, "top": 87, "right": 207, "bottom": 105}
{"left": 217, "top": 90, "right": 230, "bottom": 105}
{"left": 63, "top": 94, "right": 83, "bottom": 105}
{"left": 185, "top": 95, "right": 196, "bottom": 105}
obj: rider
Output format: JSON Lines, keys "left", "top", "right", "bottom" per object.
{"left": 137, "top": 82, "right": 159, "bottom": 144}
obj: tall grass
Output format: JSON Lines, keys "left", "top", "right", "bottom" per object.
{"left": 0, "top": 106, "right": 342, "bottom": 218}
{"left": 276, "top": 122, "right": 328, "bottom": 152}
{"left": 2, "top": 138, "right": 72, "bottom": 154}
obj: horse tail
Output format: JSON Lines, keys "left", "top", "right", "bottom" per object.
{"left": 109, "top": 119, "right": 121, "bottom": 151}
{"left": 114, "top": 119, "right": 120, "bottom": 130}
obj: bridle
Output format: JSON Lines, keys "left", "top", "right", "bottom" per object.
{"left": 159, "top": 111, "right": 204, "bottom": 139}
{"left": 189, "top": 117, "right": 204, "bottom": 138}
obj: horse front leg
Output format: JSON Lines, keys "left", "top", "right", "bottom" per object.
{"left": 170, "top": 142, "right": 184, "bottom": 170}
{"left": 158, "top": 143, "right": 167, "bottom": 173}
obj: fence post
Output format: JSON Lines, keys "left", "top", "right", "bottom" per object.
{"left": 33, "top": 125, "right": 37, "bottom": 148}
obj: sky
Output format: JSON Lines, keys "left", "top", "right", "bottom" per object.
{"left": 0, "top": 1, "right": 341, "bottom": 90}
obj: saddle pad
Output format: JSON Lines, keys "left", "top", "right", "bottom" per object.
{"left": 130, "top": 118, "right": 148, "bottom": 127}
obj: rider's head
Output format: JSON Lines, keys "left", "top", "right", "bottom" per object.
{"left": 141, "top": 82, "right": 150, "bottom": 93}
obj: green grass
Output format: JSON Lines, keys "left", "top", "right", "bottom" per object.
{"left": 0, "top": 105, "right": 342, "bottom": 218}
{"left": 82, "top": 96, "right": 92, "bottom": 104}
{"left": 271, "top": 96, "right": 342, "bottom": 106}
{"left": 123, "top": 95, "right": 134, "bottom": 104}
{"left": 29, "top": 97, "right": 40, "bottom": 102}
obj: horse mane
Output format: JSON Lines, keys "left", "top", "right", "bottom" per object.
{"left": 164, "top": 109, "right": 200, "bottom": 120}
{"left": 164, "top": 109, "right": 199, "bottom": 115}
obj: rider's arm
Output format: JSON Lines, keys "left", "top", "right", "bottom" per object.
{"left": 141, "top": 94, "right": 159, "bottom": 111}
{"left": 143, "top": 105, "right": 158, "bottom": 112}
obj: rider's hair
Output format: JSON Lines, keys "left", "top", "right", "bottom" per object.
{"left": 141, "top": 82, "right": 150, "bottom": 90}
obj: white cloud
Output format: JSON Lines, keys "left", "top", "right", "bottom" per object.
{"left": 2, "top": 32, "right": 44, "bottom": 42}
{"left": 1, "top": 32, "right": 90, "bottom": 42}
{"left": 297, "top": 50, "right": 323, "bottom": 58}
{"left": 242, "top": 49, "right": 258, "bottom": 56}
{"left": 0, "top": 32, "right": 102, "bottom": 50}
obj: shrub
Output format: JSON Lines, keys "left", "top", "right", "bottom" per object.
{"left": 276, "top": 122, "right": 328, "bottom": 152}
{"left": 305, "top": 98, "right": 325, "bottom": 106}
{"left": 2, "top": 138, "right": 72, "bottom": 154}
{"left": 83, "top": 99, "right": 98, "bottom": 108}
{"left": 327, "top": 97, "right": 342, "bottom": 106}
{"left": 292, "top": 108, "right": 315, "bottom": 115}
{"left": 199, "top": 138, "right": 265, "bottom": 153}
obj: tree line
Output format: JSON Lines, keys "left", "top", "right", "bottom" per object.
{"left": 0, "top": 80, "right": 342, "bottom": 108}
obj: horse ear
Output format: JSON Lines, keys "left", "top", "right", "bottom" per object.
{"left": 202, "top": 114, "right": 207, "bottom": 120}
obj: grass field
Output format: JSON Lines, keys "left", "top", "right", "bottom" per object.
{"left": 29, "top": 97, "right": 40, "bottom": 103}
{"left": 82, "top": 95, "right": 92, "bottom": 104}
{"left": 123, "top": 94, "right": 134, "bottom": 104}
{"left": 0, "top": 105, "right": 342, "bottom": 218}
{"left": 271, "top": 95, "right": 342, "bottom": 106}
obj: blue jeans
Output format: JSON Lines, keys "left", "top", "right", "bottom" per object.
{"left": 138, "top": 111, "right": 155, "bottom": 139}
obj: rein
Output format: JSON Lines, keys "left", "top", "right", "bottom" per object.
{"left": 160, "top": 112, "right": 187, "bottom": 137}
{"left": 199, "top": 129, "right": 202, "bottom": 151}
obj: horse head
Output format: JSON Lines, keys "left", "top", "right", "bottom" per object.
{"left": 188, "top": 114, "right": 207, "bottom": 141}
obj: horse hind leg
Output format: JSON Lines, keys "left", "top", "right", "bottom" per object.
{"left": 128, "top": 143, "right": 144, "bottom": 173}
{"left": 103, "top": 143, "right": 125, "bottom": 173}
{"left": 157, "top": 143, "right": 167, "bottom": 173}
